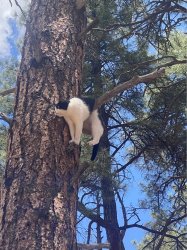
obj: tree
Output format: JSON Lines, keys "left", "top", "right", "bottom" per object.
{"left": 0, "top": 0, "right": 86, "bottom": 249}
{"left": 76, "top": 1, "right": 186, "bottom": 249}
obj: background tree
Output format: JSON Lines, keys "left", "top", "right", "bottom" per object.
{"left": 76, "top": 0, "right": 186, "bottom": 249}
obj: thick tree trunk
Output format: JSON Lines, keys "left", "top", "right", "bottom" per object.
{"left": 0, "top": 0, "right": 86, "bottom": 249}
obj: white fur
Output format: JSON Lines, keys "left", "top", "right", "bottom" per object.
{"left": 55, "top": 97, "right": 103, "bottom": 146}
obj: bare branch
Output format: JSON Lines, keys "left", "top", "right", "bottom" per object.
{"left": 94, "top": 68, "right": 165, "bottom": 110}
{"left": 0, "top": 112, "right": 12, "bottom": 125}
{"left": 0, "top": 88, "right": 16, "bottom": 97}
{"left": 79, "top": 18, "right": 99, "bottom": 39}
{"left": 77, "top": 243, "right": 110, "bottom": 249}
{"left": 125, "top": 57, "right": 186, "bottom": 74}
{"left": 116, "top": 191, "right": 127, "bottom": 238}
{"left": 9, "top": 0, "right": 13, "bottom": 7}
{"left": 70, "top": 161, "right": 90, "bottom": 186}
{"left": 124, "top": 224, "right": 180, "bottom": 241}
{"left": 172, "top": 3, "right": 187, "bottom": 14}
{"left": 8, "top": 0, "right": 26, "bottom": 18}
{"left": 78, "top": 202, "right": 113, "bottom": 230}
{"left": 114, "top": 146, "right": 148, "bottom": 175}
{"left": 158, "top": 59, "right": 186, "bottom": 68}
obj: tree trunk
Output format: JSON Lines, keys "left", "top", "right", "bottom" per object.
{"left": 89, "top": 36, "right": 125, "bottom": 249}
{"left": 0, "top": 0, "right": 86, "bottom": 249}
{"left": 100, "top": 112, "right": 125, "bottom": 250}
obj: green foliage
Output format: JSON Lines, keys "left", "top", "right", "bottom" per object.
{"left": 0, "top": 59, "right": 18, "bottom": 172}
{"left": 160, "top": 32, "right": 187, "bottom": 75}
{"left": 132, "top": 34, "right": 186, "bottom": 249}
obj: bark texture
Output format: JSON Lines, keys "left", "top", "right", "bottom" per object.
{"left": 0, "top": 0, "right": 86, "bottom": 249}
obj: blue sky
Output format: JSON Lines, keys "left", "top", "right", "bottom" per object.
{"left": 7, "top": 18, "right": 20, "bottom": 58}
{"left": 0, "top": 0, "right": 29, "bottom": 58}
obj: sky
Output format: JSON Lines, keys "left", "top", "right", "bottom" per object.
{"left": 0, "top": 1, "right": 150, "bottom": 249}
{"left": 0, "top": 0, "right": 29, "bottom": 58}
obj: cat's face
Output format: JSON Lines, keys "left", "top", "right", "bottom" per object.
{"left": 55, "top": 101, "right": 69, "bottom": 117}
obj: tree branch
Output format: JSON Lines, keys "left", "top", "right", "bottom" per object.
{"left": 79, "top": 18, "right": 99, "bottom": 39}
{"left": 123, "top": 224, "right": 180, "bottom": 241}
{"left": 78, "top": 202, "right": 115, "bottom": 230}
{"left": 125, "top": 57, "right": 186, "bottom": 74}
{"left": 0, "top": 88, "right": 16, "bottom": 97}
{"left": 0, "top": 112, "right": 12, "bottom": 125}
{"left": 77, "top": 243, "right": 110, "bottom": 249}
{"left": 94, "top": 68, "right": 165, "bottom": 110}
{"left": 8, "top": 0, "right": 26, "bottom": 18}
{"left": 172, "top": 3, "right": 187, "bottom": 14}
{"left": 158, "top": 59, "right": 186, "bottom": 68}
{"left": 114, "top": 146, "right": 148, "bottom": 175}
{"left": 70, "top": 161, "right": 90, "bottom": 186}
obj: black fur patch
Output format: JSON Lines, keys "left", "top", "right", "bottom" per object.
{"left": 56, "top": 101, "right": 69, "bottom": 110}
{"left": 80, "top": 97, "right": 95, "bottom": 112}
{"left": 91, "top": 143, "right": 100, "bottom": 161}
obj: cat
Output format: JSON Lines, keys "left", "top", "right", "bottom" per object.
{"left": 55, "top": 97, "right": 104, "bottom": 160}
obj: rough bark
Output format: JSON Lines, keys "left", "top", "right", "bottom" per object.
{"left": 0, "top": 0, "right": 86, "bottom": 249}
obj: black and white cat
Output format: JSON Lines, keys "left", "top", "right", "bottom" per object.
{"left": 55, "top": 97, "right": 104, "bottom": 161}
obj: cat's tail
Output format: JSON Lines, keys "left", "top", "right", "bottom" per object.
{"left": 91, "top": 143, "right": 100, "bottom": 161}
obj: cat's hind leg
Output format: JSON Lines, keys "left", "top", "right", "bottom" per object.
{"left": 64, "top": 117, "right": 75, "bottom": 143}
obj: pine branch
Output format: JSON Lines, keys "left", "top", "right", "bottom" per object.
{"left": 94, "top": 68, "right": 165, "bottom": 110}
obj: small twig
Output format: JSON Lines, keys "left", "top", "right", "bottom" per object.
{"left": 78, "top": 201, "right": 113, "bottom": 229}
{"left": 114, "top": 146, "right": 149, "bottom": 175}
{"left": 79, "top": 18, "right": 99, "bottom": 39}
{"left": 9, "top": 0, "right": 13, "bottom": 7}
{"left": 70, "top": 161, "right": 90, "bottom": 186}
{"left": 8, "top": 0, "right": 26, "bottom": 18}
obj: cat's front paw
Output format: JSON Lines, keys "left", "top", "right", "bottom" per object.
{"left": 88, "top": 140, "right": 94, "bottom": 146}
{"left": 74, "top": 139, "right": 80, "bottom": 145}
{"left": 69, "top": 139, "right": 80, "bottom": 145}
{"left": 69, "top": 139, "right": 75, "bottom": 144}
